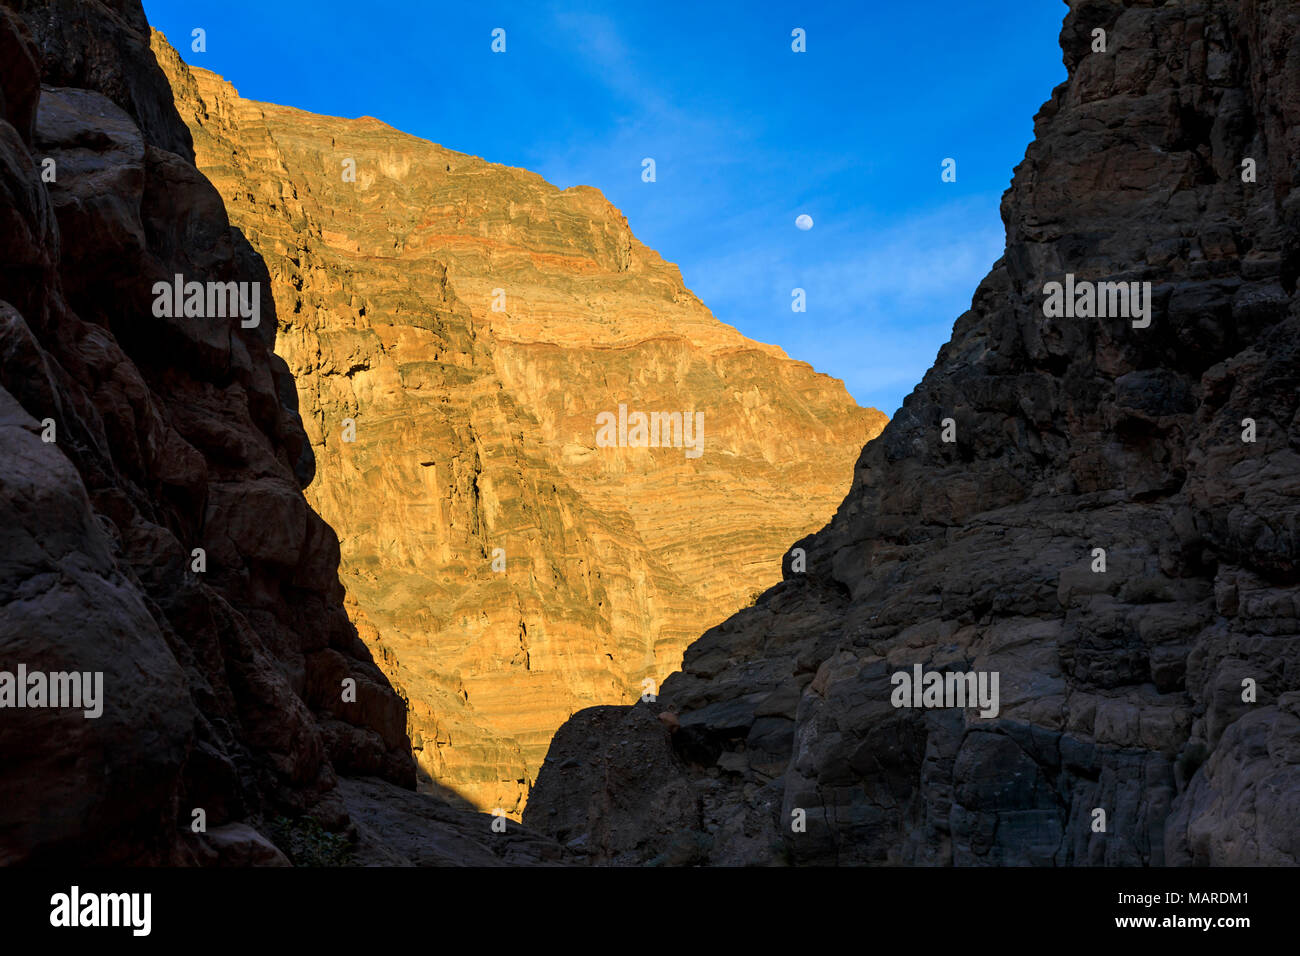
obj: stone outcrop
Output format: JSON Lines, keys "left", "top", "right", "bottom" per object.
{"left": 526, "top": 0, "right": 1300, "bottom": 865}
{"left": 152, "top": 35, "right": 885, "bottom": 816}
{"left": 0, "top": 0, "right": 567, "bottom": 866}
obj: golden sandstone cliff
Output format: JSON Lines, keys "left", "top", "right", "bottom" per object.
{"left": 152, "top": 32, "right": 886, "bottom": 815}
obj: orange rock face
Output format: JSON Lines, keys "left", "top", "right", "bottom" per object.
{"left": 154, "top": 32, "right": 886, "bottom": 815}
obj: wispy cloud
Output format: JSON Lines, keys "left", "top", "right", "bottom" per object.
{"left": 547, "top": 10, "right": 673, "bottom": 118}
{"left": 685, "top": 197, "right": 1007, "bottom": 412}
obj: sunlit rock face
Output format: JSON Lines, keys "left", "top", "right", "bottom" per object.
{"left": 155, "top": 33, "right": 885, "bottom": 816}
{"left": 526, "top": 0, "right": 1300, "bottom": 865}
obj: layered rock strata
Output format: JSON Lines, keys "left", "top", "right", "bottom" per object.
{"left": 153, "top": 35, "right": 885, "bottom": 815}
{"left": 526, "top": 0, "right": 1300, "bottom": 866}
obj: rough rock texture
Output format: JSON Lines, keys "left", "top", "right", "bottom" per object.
{"left": 527, "top": 0, "right": 1300, "bottom": 865}
{"left": 152, "top": 34, "right": 885, "bottom": 816}
{"left": 342, "top": 777, "right": 570, "bottom": 866}
{"left": 0, "top": 0, "right": 563, "bottom": 865}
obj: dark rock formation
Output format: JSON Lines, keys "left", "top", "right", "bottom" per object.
{"left": 526, "top": 0, "right": 1300, "bottom": 866}
{"left": 0, "top": 0, "right": 537, "bottom": 865}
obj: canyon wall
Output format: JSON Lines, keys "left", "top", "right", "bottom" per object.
{"left": 527, "top": 0, "right": 1300, "bottom": 865}
{"left": 153, "top": 35, "right": 885, "bottom": 816}
{"left": 0, "top": 0, "right": 418, "bottom": 864}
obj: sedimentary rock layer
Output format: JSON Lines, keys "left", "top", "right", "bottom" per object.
{"left": 527, "top": 0, "right": 1300, "bottom": 866}
{"left": 154, "top": 35, "right": 885, "bottom": 815}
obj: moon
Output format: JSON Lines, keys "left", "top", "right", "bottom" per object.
{"left": 795, "top": 214, "right": 814, "bottom": 231}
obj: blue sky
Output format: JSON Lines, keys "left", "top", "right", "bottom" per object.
{"left": 144, "top": 0, "right": 1067, "bottom": 416}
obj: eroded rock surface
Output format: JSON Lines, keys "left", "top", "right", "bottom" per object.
{"left": 526, "top": 0, "right": 1300, "bottom": 866}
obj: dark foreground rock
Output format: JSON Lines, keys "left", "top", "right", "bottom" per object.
{"left": 342, "top": 778, "right": 571, "bottom": 866}
{"left": 527, "top": 0, "right": 1300, "bottom": 866}
{"left": 0, "top": 0, "right": 541, "bottom": 865}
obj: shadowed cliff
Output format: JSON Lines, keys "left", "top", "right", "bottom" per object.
{"left": 526, "top": 0, "right": 1300, "bottom": 866}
